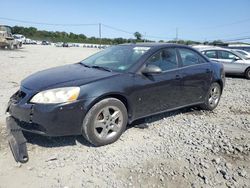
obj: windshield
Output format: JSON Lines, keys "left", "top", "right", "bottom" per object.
{"left": 227, "top": 50, "right": 246, "bottom": 60}
{"left": 80, "top": 45, "right": 150, "bottom": 72}
{"left": 0, "top": 26, "right": 11, "bottom": 33}
{"left": 236, "top": 50, "right": 247, "bottom": 56}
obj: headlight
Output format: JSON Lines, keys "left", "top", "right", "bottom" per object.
{"left": 30, "top": 87, "right": 80, "bottom": 104}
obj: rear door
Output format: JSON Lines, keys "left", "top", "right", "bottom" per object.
{"left": 177, "top": 48, "right": 212, "bottom": 105}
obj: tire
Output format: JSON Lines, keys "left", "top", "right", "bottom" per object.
{"left": 7, "top": 43, "right": 14, "bottom": 50}
{"left": 200, "top": 82, "right": 221, "bottom": 111}
{"left": 82, "top": 98, "right": 128, "bottom": 146}
{"left": 245, "top": 68, "right": 250, "bottom": 79}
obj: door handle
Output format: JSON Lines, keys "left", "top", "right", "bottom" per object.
{"left": 176, "top": 75, "right": 181, "bottom": 80}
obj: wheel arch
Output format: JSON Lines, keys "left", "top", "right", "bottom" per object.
{"left": 215, "top": 79, "right": 224, "bottom": 93}
{"left": 86, "top": 93, "right": 132, "bottom": 122}
{"left": 244, "top": 66, "right": 250, "bottom": 77}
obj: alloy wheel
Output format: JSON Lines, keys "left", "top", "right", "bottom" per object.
{"left": 94, "top": 106, "right": 123, "bottom": 140}
{"left": 208, "top": 85, "right": 221, "bottom": 108}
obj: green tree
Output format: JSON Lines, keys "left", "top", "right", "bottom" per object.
{"left": 134, "top": 32, "right": 142, "bottom": 41}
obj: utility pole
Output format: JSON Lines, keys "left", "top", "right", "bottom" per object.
{"left": 99, "top": 23, "right": 102, "bottom": 47}
{"left": 176, "top": 27, "right": 178, "bottom": 43}
{"left": 144, "top": 32, "right": 146, "bottom": 43}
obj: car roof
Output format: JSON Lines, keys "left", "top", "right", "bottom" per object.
{"left": 200, "top": 47, "right": 231, "bottom": 52}
{"left": 120, "top": 42, "right": 191, "bottom": 49}
{"left": 201, "top": 47, "right": 247, "bottom": 59}
{"left": 233, "top": 49, "right": 249, "bottom": 53}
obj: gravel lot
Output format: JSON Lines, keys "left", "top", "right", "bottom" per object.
{"left": 0, "top": 45, "right": 249, "bottom": 188}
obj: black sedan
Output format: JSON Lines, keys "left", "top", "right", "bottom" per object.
{"left": 7, "top": 43, "right": 225, "bottom": 147}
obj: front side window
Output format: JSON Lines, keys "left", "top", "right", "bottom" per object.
{"left": 179, "top": 48, "right": 204, "bottom": 67}
{"left": 146, "top": 48, "right": 178, "bottom": 71}
{"left": 218, "top": 51, "right": 237, "bottom": 60}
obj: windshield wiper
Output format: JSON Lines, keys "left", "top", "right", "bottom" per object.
{"left": 91, "top": 65, "right": 112, "bottom": 72}
{"left": 79, "top": 63, "right": 91, "bottom": 68}
{"left": 79, "top": 63, "right": 112, "bottom": 72}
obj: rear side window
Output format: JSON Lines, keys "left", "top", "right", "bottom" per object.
{"left": 204, "top": 50, "right": 217, "bottom": 58}
{"left": 178, "top": 48, "right": 205, "bottom": 67}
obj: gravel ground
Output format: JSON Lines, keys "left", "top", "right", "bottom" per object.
{"left": 0, "top": 46, "right": 249, "bottom": 188}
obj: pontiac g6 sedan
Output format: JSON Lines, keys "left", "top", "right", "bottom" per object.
{"left": 7, "top": 43, "right": 225, "bottom": 146}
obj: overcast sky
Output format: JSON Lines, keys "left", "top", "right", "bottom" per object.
{"left": 1, "top": 0, "right": 250, "bottom": 42}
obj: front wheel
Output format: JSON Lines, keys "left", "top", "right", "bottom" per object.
{"left": 82, "top": 98, "right": 128, "bottom": 146}
{"left": 200, "top": 82, "right": 221, "bottom": 111}
{"left": 245, "top": 68, "right": 250, "bottom": 79}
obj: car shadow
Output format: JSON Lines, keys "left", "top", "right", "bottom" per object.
{"left": 226, "top": 74, "right": 246, "bottom": 79}
{"left": 130, "top": 106, "right": 203, "bottom": 129}
{"left": 23, "top": 106, "right": 204, "bottom": 148}
{"left": 23, "top": 132, "right": 92, "bottom": 148}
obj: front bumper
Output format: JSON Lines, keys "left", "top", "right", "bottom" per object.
{"left": 6, "top": 87, "right": 88, "bottom": 136}
{"left": 6, "top": 116, "right": 29, "bottom": 163}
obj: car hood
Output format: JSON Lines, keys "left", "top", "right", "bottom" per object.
{"left": 244, "top": 59, "right": 250, "bottom": 63}
{"left": 21, "top": 63, "right": 119, "bottom": 91}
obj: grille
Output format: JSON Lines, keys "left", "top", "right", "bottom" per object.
{"left": 11, "top": 90, "right": 26, "bottom": 103}
{"left": 14, "top": 118, "right": 47, "bottom": 134}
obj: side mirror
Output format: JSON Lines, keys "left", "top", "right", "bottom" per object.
{"left": 142, "top": 65, "right": 162, "bottom": 75}
{"left": 233, "top": 56, "right": 241, "bottom": 61}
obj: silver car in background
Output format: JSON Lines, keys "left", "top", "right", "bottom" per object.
{"left": 198, "top": 48, "right": 250, "bottom": 79}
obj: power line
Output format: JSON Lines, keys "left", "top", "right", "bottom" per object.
{"left": 102, "top": 24, "right": 134, "bottom": 35}
{"left": 208, "top": 31, "right": 250, "bottom": 40}
{"left": 223, "top": 36, "right": 250, "bottom": 42}
{"left": 0, "top": 16, "right": 175, "bottom": 40}
{"left": 0, "top": 17, "right": 98, "bottom": 26}
{"left": 102, "top": 24, "right": 173, "bottom": 40}
{"left": 1, "top": 16, "right": 250, "bottom": 42}
{"left": 189, "top": 18, "right": 250, "bottom": 30}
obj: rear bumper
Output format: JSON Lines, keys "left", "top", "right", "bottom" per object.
{"left": 6, "top": 87, "right": 88, "bottom": 136}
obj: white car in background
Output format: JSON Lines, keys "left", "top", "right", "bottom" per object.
{"left": 13, "top": 34, "right": 25, "bottom": 47}
{"left": 55, "top": 42, "right": 63, "bottom": 47}
{"left": 24, "top": 38, "right": 32, "bottom": 44}
{"left": 13, "top": 34, "right": 25, "bottom": 41}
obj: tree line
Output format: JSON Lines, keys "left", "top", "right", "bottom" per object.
{"left": 11, "top": 26, "right": 150, "bottom": 44}
{"left": 11, "top": 25, "right": 234, "bottom": 46}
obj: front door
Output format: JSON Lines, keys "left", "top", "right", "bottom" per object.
{"left": 131, "top": 48, "right": 182, "bottom": 119}
{"left": 217, "top": 50, "right": 243, "bottom": 74}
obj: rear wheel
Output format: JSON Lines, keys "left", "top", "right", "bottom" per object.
{"left": 200, "top": 82, "right": 221, "bottom": 111}
{"left": 245, "top": 68, "right": 250, "bottom": 79}
{"left": 82, "top": 98, "right": 128, "bottom": 146}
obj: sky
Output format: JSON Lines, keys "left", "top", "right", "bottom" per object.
{"left": 1, "top": 0, "right": 250, "bottom": 42}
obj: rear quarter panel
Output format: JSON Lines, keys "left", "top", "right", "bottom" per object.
{"left": 210, "top": 61, "right": 225, "bottom": 89}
